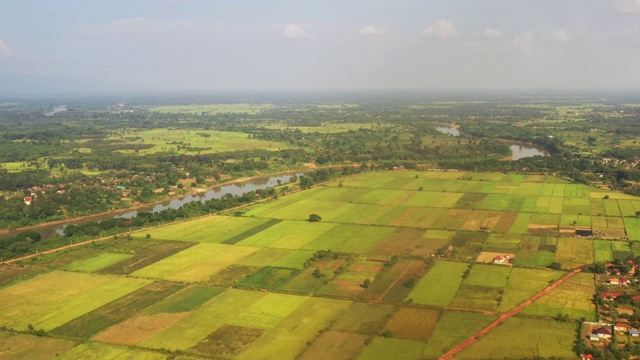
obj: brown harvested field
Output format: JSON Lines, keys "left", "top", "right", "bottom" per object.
{"left": 0, "top": 331, "right": 78, "bottom": 360}
{"left": 383, "top": 307, "right": 440, "bottom": 341}
{"left": 372, "top": 228, "right": 449, "bottom": 258}
{"left": 298, "top": 330, "right": 367, "bottom": 360}
{"left": 476, "top": 252, "right": 516, "bottom": 264}
{"left": 92, "top": 312, "right": 188, "bottom": 345}
{"left": 461, "top": 211, "right": 503, "bottom": 232}
{"left": 321, "top": 278, "right": 365, "bottom": 297}
{"left": 382, "top": 260, "right": 429, "bottom": 303}
{"left": 492, "top": 212, "right": 519, "bottom": 233}
{"left": 527, "top": 224, "right": 558, "bottom": 236}
{"left": 440, "top": 209, "right": 473, "bottom": 230}
{"left": 332, "top": 302, "right": 395, "bottom": 335}
{"left": 192, "top": 324, "right": 264, "bottom": 356}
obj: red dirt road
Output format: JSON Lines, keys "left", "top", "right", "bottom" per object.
{"left": 438, "top": 267, "right": 582, "bottom": 360}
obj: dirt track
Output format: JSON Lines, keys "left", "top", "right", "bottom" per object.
{"left": 438, "top": 267, "right": 582, "bottom": 360}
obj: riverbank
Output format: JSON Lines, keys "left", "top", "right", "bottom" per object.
{"left": 0, "top": 168, "right": 306, "bottom": 238}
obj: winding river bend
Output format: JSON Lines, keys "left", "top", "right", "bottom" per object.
{"left": 3, "top": 172, "right": 302, "bottom": 240}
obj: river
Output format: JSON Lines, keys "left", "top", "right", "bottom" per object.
{"left": 4, "top": 172, "right": 302, "bottom": 240}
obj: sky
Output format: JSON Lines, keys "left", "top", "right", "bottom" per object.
{"left": 1, "top": 0, "right": 640, "bottom": 94}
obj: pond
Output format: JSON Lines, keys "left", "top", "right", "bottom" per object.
{"left": 510, "top": 144, "right": 549, "bottom": 160}
{"left": 435, "top": 126, "right": 460, "bottom": 137}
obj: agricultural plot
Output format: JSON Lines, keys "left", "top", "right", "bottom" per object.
{"left": 131, "top": 243, "right": 258, "bottom": 282}
{"left": 422, "top": 311, "right": 498, "bottom": 359}
{"left": 132, "top": 215, "right": 272, "bottom": 243}
{"left": 456, "top": 317, "right": 577, "bottom": 359}
{"left": 0, "top": 271, "right": 151, "bottom": 331}
{"left": 0, "top": 331, "right": 77, "bottom": 360}
{"left": 5, "top": 170, "right": 640, "bottom": 359}
{"left": 407, "top": 261, "right": 468, "bottom": 306}
{"left": 521, "top": 272, "right": 596, "bottom": 321}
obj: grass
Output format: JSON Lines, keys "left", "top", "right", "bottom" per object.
{"left": 383, "top": 307, "right": 440, "bottom": 341}
{"left": 332, "top": 302, "right": 395, "bottom": 335}
{"left": 462, "top": 264, "right": 511, "bottom": 288}
{"left": 555, "top": 238, "right": 594, "bottom": 268}
{"left": 143, "top": 286, "right": 224, "bottom": 314}
{"left": 131, "top": 243, "right": 258, "bottom": 282}
{"left": 228, "top": 293, "right": 309, "bottom": 329}
{"left": 54, "top": 341, "right": 166, "bottom": 360}
{"left": 0, "top": 331, "right": 77, "bottom": 360}
{"left": 0, "top": 271, "right": 151, "bottom": 331}
{"left": 407, "top": 261, "right": 468, "bottom": 306}
{"left": 499, "top": 268, "right": 564, "bottom": 312}
{"left": 456, "top": 317, "right": 577, "bottom": 359}
{"left": 140, "top": 289, "right": 266, "bottom": 350}
{"left": 50, "top": 281, "right": 184, "bottom": 339}
{"left": 237, "top": 220, "right": 337, "bottom": 248}
{"left": 298, "top": 330, "right": 367, "bottom": 360}
{"left": 133, "top": 215, "right": 272, "bottom": 243}
{"left": 624, "top": 218, "right": 640, "bottom": 241}
{"left": 235, "top": 297, "right": 351, "bottom": 360}
{"left": 520, "top": 272, "right": 597, "bottom": 321}
{"left": 358, "top": 337, "right": 426, "bottom": 360}
{"left": 63, "top": 253, "right": 133, "bottom": 272}
{"left": 422, "top": 311, "right": 498, "bottom": 359}
{"left": 514, "top": 249, "right": 556, "bottom": 267}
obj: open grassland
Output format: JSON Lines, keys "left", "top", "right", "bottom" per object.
{"left": 132, "top": 215, "right": 272, "bottom": 243}
{"left": 456, "top": 317, "right": 577, "bottom": 359}
{"left": 0, "top": 271, "right": 151, "bottom": 331}
{"left": 407, "top": 261, "right": 468, "bottom": 306}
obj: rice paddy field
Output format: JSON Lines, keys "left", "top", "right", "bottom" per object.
{"left": 2, "top": 170, "right": 638, "bottom": 359}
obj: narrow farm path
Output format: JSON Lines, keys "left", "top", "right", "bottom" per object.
{"left": 438, "top": 267, "right": 582, "bottom": 360}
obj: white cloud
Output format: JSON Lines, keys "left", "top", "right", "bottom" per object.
{"left": 359, "top": 26, "right": 386, "bottom": 36}
{"left": 282, "top": 24, "right": 309, "bottom": 39}
{"left": 551, "top": 29, "right": 570, "bottom": 44}
{"left": 423, "top": 20, "right": 457, "bottom": 39}
{"left": 463, "top": 41, "right": 481, "bottom": 48}
{"left": 615, "top": 0, "right": 640, "bottom": 13}
{"left": 0, "top": 39, "right": 11, "bottom": 58}
{"left": 483, "top": 28, "right": 503, "bottom": 38}
{"left": 513, "top": 30, "right": 534, "bottom": 53}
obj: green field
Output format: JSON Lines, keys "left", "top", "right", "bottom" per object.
{"left": 457, "top": 317, "right": 577, "bottom": 359}
{"left": 407, "top": 261, "right": 468, "bottom": 306}
{"left": 2, "top": 170, "right": 637, "bottom": 359}
{"left": 0, "top": 271, "right": 151, "bottom": 331}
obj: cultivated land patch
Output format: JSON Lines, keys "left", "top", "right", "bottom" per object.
{"left": 0, "top": 331, "right": 77, "bottom": 360}
{"left": 0, "top": 271, "right": 151, "bottom": 331}
{"left": 131, "top": 243, "right": 258, "bottom": 282}
{"left": 407, "top": 261, "right": 468, "bottom": 306}
{"left": 456, "top": 317, "right": 577, "bottom": 359}
{"left": 132, "top": 215, "right": 272, "bottom": 243}
{"left": 3, "top": 170, "right": 639, "bottom": 359}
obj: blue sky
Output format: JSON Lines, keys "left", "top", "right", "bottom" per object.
{"left": 1, "top": 0, "right": 640, "bottom": 93}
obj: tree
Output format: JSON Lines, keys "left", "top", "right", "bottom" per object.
{"left": 308, "top": 214, "right": 322, "bottom": 222}
{"left": 549, "top": 262, "right": 562, "bottom": 270}
{"left": 362, "top": 278, "right": 371, "bottom": 288}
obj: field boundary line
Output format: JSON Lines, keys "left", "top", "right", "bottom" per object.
{"left": 438, "top": 267, "right": 582, "bottom": 360}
